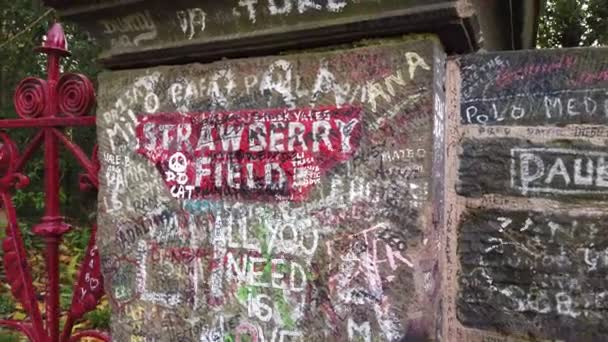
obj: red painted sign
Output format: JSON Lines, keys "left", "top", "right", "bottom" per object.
{"left": 136, "top": 106, "right": 362, "bottom": 201}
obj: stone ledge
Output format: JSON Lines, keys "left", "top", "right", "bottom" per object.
{"left": 45, "top": 0, "right": 476, "bottom": 69}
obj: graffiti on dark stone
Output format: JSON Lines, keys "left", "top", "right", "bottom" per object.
{"left": 449, "top": 47, "right": 608, "bottom": 341}
{"left": 458, "top": 209, "right": 608, "bottom": 341}
{"left": 457, "top": 138, "right": 608, "bottom": 201}
{"left": 511, "top": 147, "right": 608, "bottom": 196}
{"left": 460, "top": 49, "right": 608, "bottom": 125}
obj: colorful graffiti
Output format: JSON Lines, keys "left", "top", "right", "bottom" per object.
{"left": 135, "top": 106, "right": 362, "bottom": 201}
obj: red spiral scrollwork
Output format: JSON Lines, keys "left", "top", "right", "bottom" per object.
{"left": 57, "top": 73, "right": 95, "bottom": 117}
{"left": 0, "top": 133, "right": 29, "bottom": 190}
{"left": 13, "top": 77, "right": 48, "bottom": 119}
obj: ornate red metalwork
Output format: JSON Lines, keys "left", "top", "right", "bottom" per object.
{"left": 0, "top": 23, "right": 108, "bottom": 342}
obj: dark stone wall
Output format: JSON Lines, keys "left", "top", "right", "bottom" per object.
{"left": 448, "top": 48, "right": 608, "bottom": 341}
{"left": 460, "top": 49, "right": 608, "bottom": 126}
{"left": 459, "top": 209, "right": 608, "bottom": 341}
{"left": 458, "top": 138, "right": 608, "bottom": 201}
{"left": 97, "top": 37, "right": 445, "bottom": 341}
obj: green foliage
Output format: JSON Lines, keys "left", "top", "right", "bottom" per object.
{"left": 537, "top": 0, "right": 608, "bottom": 48}
{"left": 64, "top": 226, "right": 92, "bottom": 252}
{"left": 0, "top": 294, "right": 15, "bottom": 316}
{"left": 0, "top": 330, "right": 22, "bottom": 342}
{"left": 84, "top": 306, "right": 111, "bottom": 330}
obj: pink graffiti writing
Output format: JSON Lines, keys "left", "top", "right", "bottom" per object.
{"left": 495, "top": 55, "right": 576, "bottom": 88}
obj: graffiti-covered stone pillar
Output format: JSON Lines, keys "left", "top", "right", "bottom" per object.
{"left": 95, "top": 37, "right": 446, "bottom": 340}
{"left": 445, "top": 48, "right": 608, "bottom": 341}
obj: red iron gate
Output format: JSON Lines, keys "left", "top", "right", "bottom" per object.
{"left": 0, "top": 23, "right": 108, "bottom": 342}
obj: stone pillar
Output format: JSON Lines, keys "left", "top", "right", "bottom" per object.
{"left": 97, "top": 37, "right": 446, "bottom": 341}
{"left": 445, "top": 48, "right": 608, "bottom": 341}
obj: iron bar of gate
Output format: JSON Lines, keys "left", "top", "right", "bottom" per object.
{"left": 0, "top": 23, "right": 108, "bottom": 342}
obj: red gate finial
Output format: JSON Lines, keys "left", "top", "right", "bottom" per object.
{"left": 36, "top": 22, "right": 70, "bottom": 56}
{"left": 0, "top": 23, "right": 107, "bottom": 342}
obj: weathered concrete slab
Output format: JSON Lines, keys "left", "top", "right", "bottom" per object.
{"left": 458, "top": 209, "right": 608, "bottom": 341}
{"left": 46, "top": 0, "right": 475, "bottom": 68}
{"left": 97, "top": 37, "right": 445, "bottom": 341}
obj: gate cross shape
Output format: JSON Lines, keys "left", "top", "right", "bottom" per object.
{"left": 0, "top": 23, "right": 108, "bottom": 342}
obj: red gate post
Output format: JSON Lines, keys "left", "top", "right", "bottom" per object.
{"left": 36, "top": 23, "right": 72, "bottom": 342}
{"left": 0, "top": 23, "right": 108, "bottom": 342}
